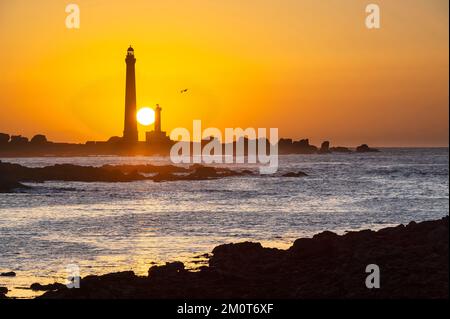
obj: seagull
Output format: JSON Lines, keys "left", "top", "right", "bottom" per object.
{"left": 180, "top": 89, "right": 189, "bottom": 93}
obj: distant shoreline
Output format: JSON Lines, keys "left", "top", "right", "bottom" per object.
{"left": 1, "top": 132, "right": 385, "bottom": 157}
{"left": 0, "top": 146, "right": 448, "bottom": 159}
{"left": 0, "top": 146, "right": 448, "bottom": 158}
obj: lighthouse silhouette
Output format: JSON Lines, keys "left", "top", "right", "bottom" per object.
{"left": 123, "top": 46, "right": 138, "bottom": 143}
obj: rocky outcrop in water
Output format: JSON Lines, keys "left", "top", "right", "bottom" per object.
{"left": 0, "top": 180, "right": 30, "bottom": 193}
{"left": 318, "top": 141, "right": 331, "bottom": 154}
{"left": 0, "top": 162, "right": 255, "bottom": 185}
{"left": 0, "top": 272, "right": 16, "bottom": 277}
{"left": 330, "top": 146, "right": 352, "bottom": 153}
{"left": 30, "top": 282, "right": 66, "bottom": 291}
{"left": 282, "top": 171, "right": 308, "bottom": 177}
{"left": 0, "top": 130, "right": 381, "bottom": 157}
{"left": 356, "top": 144, "right": 379, "bottom": 153}
{"left": 152, "top": 165, "right": 253, "bottom": 182}
{"left": 101, "top": 164, "right": 189, "bottom": 174}
{"left": 0, "top": 162, "right": 146, "bottom": 183}
{"left": 36, "top": 216, "right": 448, "bottom": 299}
{"left": 0, "top": 133, "right": 9, "bottom": 145}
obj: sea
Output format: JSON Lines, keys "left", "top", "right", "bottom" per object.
{"left": 0, "top": 148, "right": 448, "bottom": 298}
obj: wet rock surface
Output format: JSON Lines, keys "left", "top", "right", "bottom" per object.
{"left": 36, "top": 216, "right": 448, "bottom": 299}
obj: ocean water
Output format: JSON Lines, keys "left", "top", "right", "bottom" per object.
{"left": 0, "top": 148, "right": 448, "bottom": 298}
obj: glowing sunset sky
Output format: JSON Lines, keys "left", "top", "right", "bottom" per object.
{"left": 0, "top": 0, "right": 448, "bottom": 146}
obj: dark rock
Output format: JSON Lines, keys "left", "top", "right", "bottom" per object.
{"left": 148, "top": 262, "right": 186, "bottom": 278}
{"left": 152, "top": 172, "right": 175, "bottom": 182}
{"left": 356, "top": 144, "right": 379, "bottom": 153}
{"left": 0, "top": 271, "right": 16, "bottom": 277}
{"left": 0, "top": 162, "right": 146, "bottom": 183}
{"left": 151, "top": 165, "right": 247, "bottom": 182}
{"left": 38, "top": 216, "right": 449, "bottom": 299}
{"left": 0, "top": 180, "right": 30, "bottom": 193}
{"left": 107, "top": 136, "right": 122, "bottom": 143}
{"left": 10, "top": 135, "right": 29, "bottom": 145}
{"left": 89, "top": 271, "right": 136, "bottom": 282}
{"left": 282, "top": 171, "right": 308, "bottom": 177}
{"left": 30, "top": 135, "right": 48, "bottom": 144}
{"left": 330, "top": 146, "right": 352, "bottom": 153}
{"left": 290, "top": 231, "right": 340, "bottom": 258}
{"left": 291, "top": 139, "right": 318, "bottom": 154}
{"left": 278, "top": 138, "right": 293, "bottom": 149}
{"left": 31, "top": 282, "right": 66, "bottom": 291}
{"left": 210, "top": 242, "right": 283, "bottom": 277}
{"left": 194, "top": 253, "right": 211, "bottom": 259}
{"left": 0, "top": 133, "right": 10, "bottom": 144}
{"left": 0, "top": 162, "right": 250, "bottom": 184}
{"left": 102, "top": 164, "right": 188, "bottom": 174}
{"left": 318, "top": 141, "right": 331, "bottom": 154}
{"left": 189, "top": 166, "right": 219, "bottom": 179}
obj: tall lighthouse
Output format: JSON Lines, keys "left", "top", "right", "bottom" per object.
{"left": 123, "top": 46, "right": 138, "bottom": 143}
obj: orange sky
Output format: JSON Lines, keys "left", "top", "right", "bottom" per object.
{"left": 0, "top": 0, "right": 448, "bottom": 146}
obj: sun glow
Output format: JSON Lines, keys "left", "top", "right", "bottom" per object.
{"left": 137, "top": 107, "right": 155, "bottom": 126}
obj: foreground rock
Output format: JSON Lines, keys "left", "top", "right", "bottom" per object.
{"left": 0, "top": 287, "right": 7, "bottom": 299}
{"left": 37, "top": 216, "right": 448, "bottom": 299}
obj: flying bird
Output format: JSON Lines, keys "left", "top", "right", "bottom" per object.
{"left": 180, "top": 89, "right": 189, "bottom": 93}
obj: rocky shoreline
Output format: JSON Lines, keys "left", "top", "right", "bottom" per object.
{"left": 1, "top": 216, "right": 445, "bottom": 299}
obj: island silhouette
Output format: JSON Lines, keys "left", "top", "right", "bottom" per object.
{"left": 0, "top": 47, "right": 379, "bottom": 157}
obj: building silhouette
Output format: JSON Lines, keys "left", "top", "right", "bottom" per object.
{"left": 146, "top": 104, "right": 171, "bottom": 146}
{"left": 155, "top": 104, "right": 162, "bottom": 132}
{"left": 0, "top": 46, "right": 361, "bottom": 157}
{"left": 123, "top": 46, "right": 138, "bottom": 143}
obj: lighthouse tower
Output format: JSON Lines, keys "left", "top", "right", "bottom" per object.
{"left": 155, "top": 104, "right": 162, "bottom": 132}
{"left": 146, "top": 104, "right": 170, "bottom": 147}
{"left": 123, "top": 46, "right": 138, "bottom": 143}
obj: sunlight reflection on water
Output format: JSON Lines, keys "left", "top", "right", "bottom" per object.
{"left": 0, "top": 148, "right": 448, "bottom": 298}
